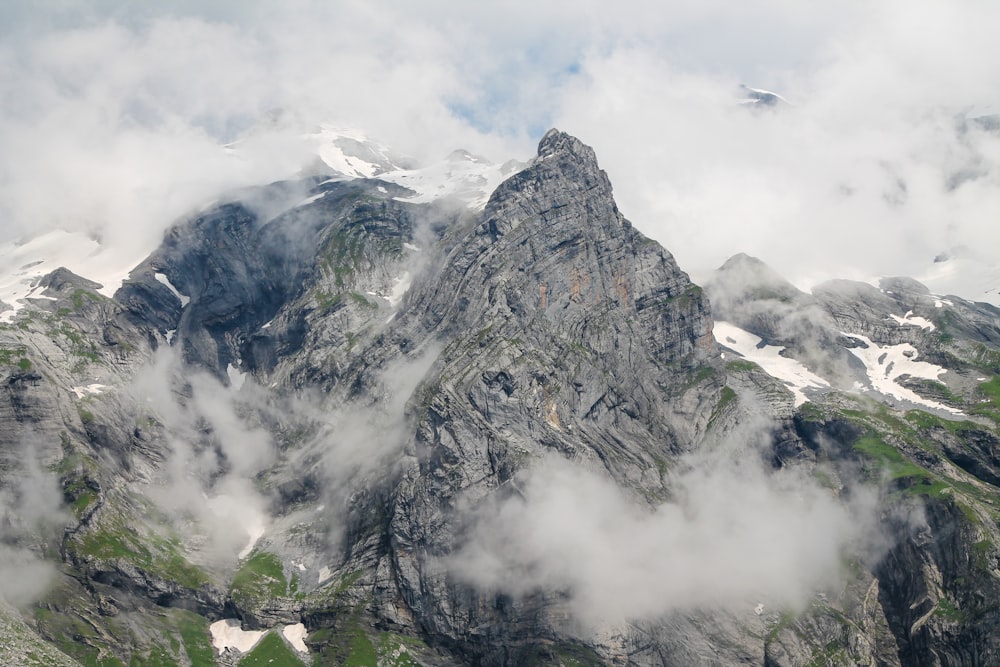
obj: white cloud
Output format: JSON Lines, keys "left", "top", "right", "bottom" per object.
{"left": 448, "top": 439, "right": 879, "bottom": 627}
{"left": 550, "top": 1, "right": 1000, "bottom": 289}
{"left": 3, "top": 0, "right": 997, "bottom": 298}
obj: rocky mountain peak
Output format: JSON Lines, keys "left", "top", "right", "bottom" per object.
{"left": 4, "top": 126, "right": 1000, "bottom": 667}
{"left": 536, "top": 127, "right": 600, "bottom": 163}
{"left": 411, "top": 130, "right": 713, "bottom": 370}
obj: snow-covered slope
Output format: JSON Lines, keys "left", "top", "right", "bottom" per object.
{"left": 311, "top": 126, "right": 522, "bottom": 209}
{"left": 0, "top": 230, "right": 147, "bottom": 323}
{"left": 311, "top": 124, "right": 415, "bottom": 178}
{"left": 714, "top": 321, "right": 830, "bottom": 406}
{"left": 918, "top": 254, "right": 1000, "bottom": 307}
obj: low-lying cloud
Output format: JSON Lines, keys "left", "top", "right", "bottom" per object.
{"left": 449, "top": 420, "right": 880, "bottom": 628}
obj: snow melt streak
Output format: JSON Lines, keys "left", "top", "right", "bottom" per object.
{"left": 153, "top": 273, "right": 190, "bottom": 306}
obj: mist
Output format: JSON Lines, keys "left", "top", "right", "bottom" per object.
{"left": 125, "top": 339, "right": 440, "bottom": 570}
{"left": 448, "top": 413, "right": 881, "bottom": 628}
{"left": 0, "top": 439, "right": 68, "bottom": 605}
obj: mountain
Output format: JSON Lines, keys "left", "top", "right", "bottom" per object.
{"left": 0, "top": 129, "right": 999, "bottom": 666}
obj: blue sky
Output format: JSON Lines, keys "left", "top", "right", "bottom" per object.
{"left": 1, "top": 1, "right": 999, "bottom": 296}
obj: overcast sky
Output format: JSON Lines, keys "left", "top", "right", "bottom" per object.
{"left": 1, "top": 0, "right": 998, "bottom": 293}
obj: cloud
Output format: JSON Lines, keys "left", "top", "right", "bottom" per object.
{"left": 550, "top": 0, "right": 1000, "bottom": 288}
{"left": 2, "top": 0, "right": 997, "bottom": 298}
{"left": 125, "top": 340, "right": 440, "bottom": 568}
{"left": 127, "top": 348, "right": 277, "bottom": 567}
{"left": 447, "top": 415, "right": 881, "bottom": 628}
{"left": 0, "top": 439, "right": 68, "bottom": 604}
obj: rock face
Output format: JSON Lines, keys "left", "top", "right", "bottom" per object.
{"left": 384, "top": 130, "right": 719, "bottom": 663}
{"left": 1, "top": 130, "right": 1000, "bottom": 666}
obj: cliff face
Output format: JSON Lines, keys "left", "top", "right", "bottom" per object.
{"left": 0, "top": 130, "right": 999, "bottom": 666}
{"left": 384, "top": 130, "right": 719, "bottom": 663}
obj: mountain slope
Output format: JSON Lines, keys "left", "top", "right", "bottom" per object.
{"left": 0, "top": 131, "right": 998, "bottom": 666}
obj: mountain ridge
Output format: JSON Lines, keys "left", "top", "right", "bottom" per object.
{"left": 0, "top": 129, "right": 998, "bottom": 666}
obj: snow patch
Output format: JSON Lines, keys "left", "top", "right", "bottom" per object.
{"left": 209, "top": 619, "right": 265, "bottom": 654}
{"left": 282, "top": 624, "right": 309, "bottom": 653}
{"left": 889, "top": 311, "right": 935, "bottom": 331}
{"left": 310, "top": 126, "right": 522, "bottom": 210}
{"left": 165, "top": 329, "right": 176, "bottom": 344}
{"left": 754, "top": 603, "right": 765, "bottom": 616}
{"left": 403, "top": 242, "right": 421, "bottom": 252}
{"left": 843, "top": 333, "right": 961, "bottom": 414}
{"left": 153, "top": 273, "right": 190, "bottom": 307}
{"left": 318, "top": 566, "right": 332, "bottom": 584}
{"left": 0, "top": 230, "right": 145, "bottom": 322}
{"left": 714, "top": 321, "right": 830, "bottom": 406}
{"left": 295, "top": 191, "right": 328, "bottom": 208}
{"left": 71, "top": 384, "right": 107, "bottom": 399}
{"left": 381, "top": 158, "right": 514, "bottom": 210}
{"left": 227, "top": 363, "right": 246, "bottom": 391}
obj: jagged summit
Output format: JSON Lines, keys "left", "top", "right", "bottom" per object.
{"left": 535, "top": 127, "right": 600, "bottom": 163}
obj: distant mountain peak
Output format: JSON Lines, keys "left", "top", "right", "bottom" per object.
{"left": 738, "top": 84, "right": 789, "bottom": 108}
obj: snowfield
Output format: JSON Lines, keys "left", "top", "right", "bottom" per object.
{"left": 0, "top": 230, "right": 149, "bottom": 323}
{"left": 843, "top": 333, "right": 962, "bottom": 415}
{"left": 713, "top": 321, "right": 830, "bottom": 406}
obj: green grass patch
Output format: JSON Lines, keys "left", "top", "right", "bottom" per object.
{"left": 127, "top": 644, "right": 178, "bottom": 667}
{"left": 72, "top": 521, "right": 208, "bottom": 589}
{"left": 853, "top": 435, "right": 928, "bottom": 480}
{"left": 0, "top": 345, "right": 29, "bottom": 366}
{"left": 934, "top": 598, "right": 964, "bottom": 622}
{"left": 231, "top": 551, "right": 288, "bottom": 607}
{"left": 72, "top": 289, "right": 104, "bottom": 310}
{"left": 238, "top": 632, "right": 305, "bottom": 667}
{"left": 905, "top": 409, "right": 977, "bottom": 435}
{"left": 851, "top": 433, "right": 958, "bottom": 500}
{"left": 71, "top": 490, "right": 98, "bottom": 517}
{"left": 690, "top": 365, "right": 716, "bottom": 384}
{"left": 766, "top": 610, "right": 797, "bottom": 643}
{"left": 725, "top": 358, "right": 759, "bottom": 373}
{"left": 980, "top": 376, "right": 1000, "bottom": 402}
{"left": 342, "top": 625, "right": 377, "bottom": 667}
{"left": 373, "top": 632, "right": 431, "bottom": 667}
{"left": 707, "top": 385, "right": 737, "bottom": 431}
{"left": 797, "top": 401, "right": 826, "bottom": 423}
{"left": 174, "top": 610, "right": 214, "bottom": 667}
{"left": 804, "top": 641, "right": 848, "bottom": 667}
{"left": 34, "top": 606, "right": 127, "bottom": 667}
{"left": 966, "top": 376, "right": 1000, "bottom": 425}
{"left": 970, "top": 345, "right": 1000, "bottom": 374}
